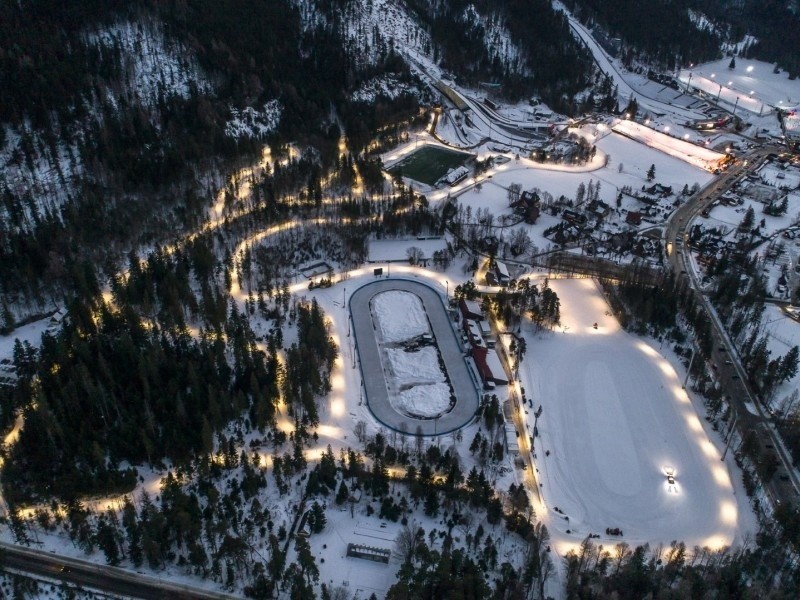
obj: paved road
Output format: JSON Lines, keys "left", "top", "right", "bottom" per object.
{"left": 349, "top": 278, "right": 480, "bottom": 435}
{"left": 665, "top": 144, "right": 800, "bottom": 505}
{"left": 0, "top": 542, "right": 237, "bottom": 599}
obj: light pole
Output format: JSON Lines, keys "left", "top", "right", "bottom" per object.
{"left": 445, "top": 280, "right": 449, "bottom": 301}
{"left": 721, "top": 414, "right": 738, "bottom": 461}
{"left": 682, "top": 346, "right": 696, "bottom": 390}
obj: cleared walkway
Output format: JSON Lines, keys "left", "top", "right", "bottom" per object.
{"left": 349, "top": 278, "right": 480, "bottom": 435}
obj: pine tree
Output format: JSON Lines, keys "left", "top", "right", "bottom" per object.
{"left": 646, "top": 164, "right": 656, "bottom": 181}
{"left": 310, "top": 501, "right": 327, "bottom": 533}
{"left": 335, "top": 480, "right": 349, "bottom": 505}
{"left": 780, "top": 346, "right": 799, "bottom": 382}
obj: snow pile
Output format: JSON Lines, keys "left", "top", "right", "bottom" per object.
{"left": 371, "top": 291, "right": 430, "bottom": 342}
{"left": 612, "top": 119, "right": 724, "bottom": 171}
{"left": 351, "top": 74, "right": 420, "bottom": 103}
{"left": 89, "top": 20, "right": 212, "bottom": 106}
{"left": 386, "top": 346, "right": 444, "bottom": 384}
{"left": 392, "top": 382, "right": 452, "bottom": 418}
{"left": 225, "top": 101, "right": 282, "bottom": 139}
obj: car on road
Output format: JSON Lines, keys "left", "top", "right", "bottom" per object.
{"left": 667, "top": 473, "right": 675, "bottom": 485}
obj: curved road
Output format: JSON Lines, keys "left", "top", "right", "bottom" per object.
{"left": 349, "top": 278, "right": 480, "bottom": 435}
{"left": 666, "top": 144, "right": 800, "bottom": 505}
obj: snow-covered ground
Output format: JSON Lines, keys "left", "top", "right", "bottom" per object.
{"left": 367, "top": 238, "right": 449, "bottom": 262}
{"left": 678, "top": 58, "right": 800, "bottom": 114}
{"left": 0, "top": 316, "right": 54, "bottom": 361}
{"left": 437, "top": 125, "right": 714, "bottom": 260}
{"left": 612, "top": 119, "right": 724, "bottom": 171}
{"left": 224, "top": 100, "right": 282, "bottom": 139}
{"left": 371, "top": 290, "right": 430, "bottom": 342}
{"left": 88, "top": 20, "right": 212, "bottom": 106}
{"left": 351, "top": 74, "right": 423, "bottom": 104}
{"left": 520, "top": 278, "right": 755, "bottom": 553}
{"left": 386, "top": 346, "right": 444, "bottom": 383}
{"left": 556, "top": 2, "right": 708, "bottom": 123}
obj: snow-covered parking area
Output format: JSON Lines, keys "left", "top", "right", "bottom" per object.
{"left": 521, "top": 278, "right": 754, "bottom": 551}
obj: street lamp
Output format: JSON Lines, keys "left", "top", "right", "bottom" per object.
{"left": 682, "top": 346, "right": 696, "bottom": 389}
{"left": 721, "top": 414, "right": 738, "bottom": 461}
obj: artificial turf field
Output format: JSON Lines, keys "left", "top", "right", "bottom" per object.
{"left": 388, "top": 145, "right": 473, "bottom": 186}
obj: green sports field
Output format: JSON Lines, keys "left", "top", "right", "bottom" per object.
{"left": 388, "top": 145, "right": 473, "bottom": 186}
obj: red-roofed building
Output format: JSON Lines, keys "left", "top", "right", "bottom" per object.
{"left": 471, "top": 345, "right": 509, "bottom": 387}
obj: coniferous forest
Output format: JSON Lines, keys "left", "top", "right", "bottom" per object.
{"left": 2, "top": 1, "right": 800, "bottom": 598}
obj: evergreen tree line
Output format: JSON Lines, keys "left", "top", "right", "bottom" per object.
{"left": 563, "top": 522, "right": 800, "bottom": 598}
{"left": 0, "top": 240, "right": 337, "bottom": 504}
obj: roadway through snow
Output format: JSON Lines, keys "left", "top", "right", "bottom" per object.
{"left": 349, "top": 278, "right": 480, "bottom": 435}
{"left": 666, "top": 145, "right": 800, "bottom": 504}
{"left": 0, "top": 542, "right": 238, "bottom": 600}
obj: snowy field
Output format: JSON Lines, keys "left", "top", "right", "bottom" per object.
{"left": 0, "top": 316, "right": 53, "bottom": 361}
{"left": 763, "top": 304, "right": 800, "bottom": 356}
{"left": 612, "top": 119, "right": 724, "bottom": 171}
{"left": 679, "top": 58, "right": 800, "bottom": 113}
{"left": 521, "top": 278, "right": 754, "bottom": 552}
{"left": 371, "top": 290, "right": 430, "bottom": 342}
{"left": 367, "top": 238, "right": 448, "bottom": 262}
{"left": 454, "top": 130, "right": 713, "bottom": 208}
